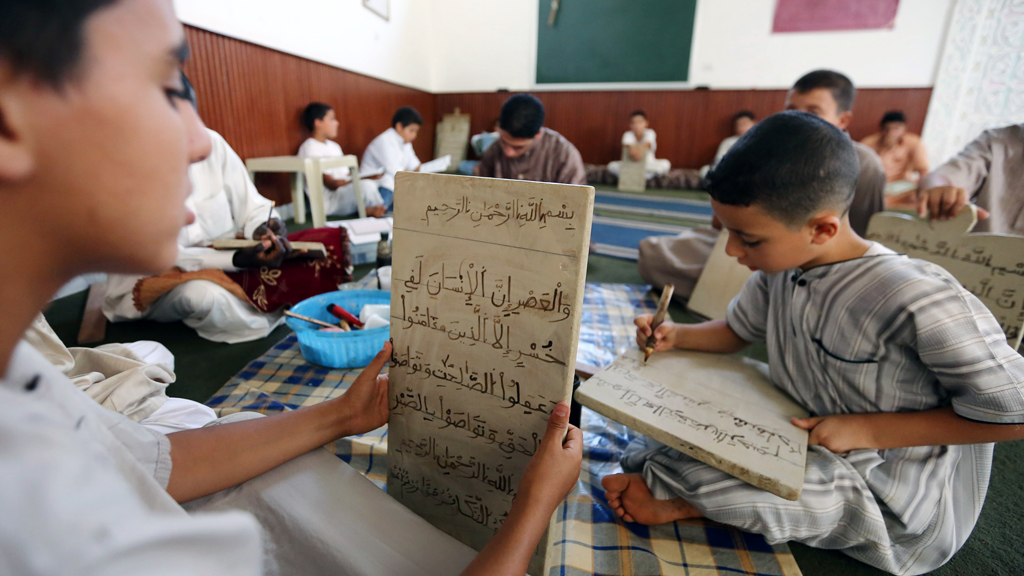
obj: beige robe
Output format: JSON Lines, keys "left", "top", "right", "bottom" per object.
{"left": 23, "top": 315, "right": 174, "bottom": 421}
{"left": 477, "top": 127, "right": 587, "bottom": 185}
{"left": 931, "top": 124, "right": 1024, "bottom": 235}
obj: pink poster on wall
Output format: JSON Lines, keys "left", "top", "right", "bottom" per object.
{"left": 773, "top": 0, "right": 900, "bottom": 33}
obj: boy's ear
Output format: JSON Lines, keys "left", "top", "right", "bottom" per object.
{"left": 0, "top": 66, "right": 35, "bottom": 183}
{"left": 835, "top": 110, "right": 853, "bottom": 131}
{"left": 808, "top": 212, "right": 842, "bottom": 245}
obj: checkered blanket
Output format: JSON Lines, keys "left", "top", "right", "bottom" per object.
{"left": 206, "top": 283, "right": 801, "bottom": 576}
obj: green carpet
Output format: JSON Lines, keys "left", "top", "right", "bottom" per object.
{"left": 41, "top": 206, "right": 1024, "bottom": 576}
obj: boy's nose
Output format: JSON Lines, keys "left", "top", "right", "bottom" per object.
{"left": 724, "top": 234, "right": 744, "bottom": 259}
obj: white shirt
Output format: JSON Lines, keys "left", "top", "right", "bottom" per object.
{"left": 361, "top": 128, "right": 420, "bottom": 191}
{"left": 621, "top": 128, "right": 657, "bottom": 153}
{"left": 177, "top": 129, "right": 279, "bottom": 272}
{"left": 0, "top": 341, "right": 262, "bottom": 575}
{"left": 713, "top": 135, "right": 740, "bottom": 167}
{"left": 297, "top": 137, "right": 350, "bottom": 180}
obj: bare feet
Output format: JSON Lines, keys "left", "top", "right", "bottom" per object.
{"left": 367, "top": 205, "right": 387, "bottom": 218}
{"left": 602, "top": 473, "right": 703, "bottom": 525}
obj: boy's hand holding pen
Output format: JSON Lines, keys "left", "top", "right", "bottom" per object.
{"left": 638, "top": 285, "right": 674, "bottom": 362}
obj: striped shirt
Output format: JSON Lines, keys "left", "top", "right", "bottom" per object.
{"left": 623, "top": 243, "right": 1024, "bottom": 575}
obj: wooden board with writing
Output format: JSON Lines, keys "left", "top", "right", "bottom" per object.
{"left": 867, "top": 206, "right": 1024, "bottom": 349}
{"left": 388, "top": 172, "right": 594, "bottom": 567}
{"left": 434, "top": 108, "right": 471, "bottom": 171}
{"left": 687, "top": 230, "right": 753, "bottom": 320}
{"left": 575, "top": 349, "right": 809, "bottom": 500}
{"left": 617, "top": 147, "right": 647, "bottom": 193}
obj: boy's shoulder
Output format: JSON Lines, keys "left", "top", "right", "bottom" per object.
{"left": 817, "top": 249, "right": 970, "bottom": 314}
{"left": 767, "top": 247, "right": 966, "bottom": 306}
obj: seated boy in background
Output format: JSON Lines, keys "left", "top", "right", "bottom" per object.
{"left": 476, "top": 93, "right": 586, "bottom": 185}
{"left": 605, "top": 111, "right": 1024, "bottom": 576}
{"left": 361, "top": 106, "right": 424, "bottom": 207}
{"left": 608, "top": 110, "right": 671, "bottom": 179}
{"left": 298, "top": 102, "right": 386, "bottom": 218}
{"left": 860, "top": 110, "right": 929, "bottom": 208}
{"left": 639, "top": 69, "right": 885, "bottom": 300}
{"left": 701, "top": 111, "right": 755, "bottom": 177}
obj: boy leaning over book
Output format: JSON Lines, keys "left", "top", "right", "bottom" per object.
{"left": 603, "top": 111, "right": 1024, "bottom": 575}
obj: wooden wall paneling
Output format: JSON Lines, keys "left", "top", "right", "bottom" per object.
{"left": 182, "top": 26, "right": 435, "bottom": 206}
{"left": 183, "top": 24, "right": 930, "bottom": 202}
{"left": 438, "top": 88, "right": 931, "bottom": 170}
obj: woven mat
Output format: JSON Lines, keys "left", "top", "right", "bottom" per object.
{"left": 206, "top": 283, "right": 801, "bottom": 576}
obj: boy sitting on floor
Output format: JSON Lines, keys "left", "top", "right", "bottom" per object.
{"left": 298, "top": 102, "right": 386, "bottom": 218}
{"left": 476, "top": 93, "right": 586, "bottom": 185}
{"left": 604, "top": 111, "right": 1024, "bottom": 576}
{"left": 607, "top": 110, "right": 671, "bottom": 179}
{"left": 361, "top": 106, "right": 424, "bottom": 207}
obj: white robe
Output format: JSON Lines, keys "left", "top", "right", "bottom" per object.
{"left": 361, "top": 127, "right": 420, "bottom": 191}
{"left": 608, "top": 128, "right": 672, "bottom": 177}
{"left": 103, "top": 129, "right": 285, "bottom": 344}
{"left": 297, "top": 137, "right": 383, "bottom": 217}
{"left": 23, "top": 314, "right": 216, "bottom": 433}
{"left": 0, "top": 340, "right": 476, "bottom": 576}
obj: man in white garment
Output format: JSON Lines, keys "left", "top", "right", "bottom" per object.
{"left": 608, "top": 110, "right": 672, "bottom": 179}
{"left": 361, "top": 106, "right": 423, "bottom": 206}
{"left": 103, "top": 77, "right": 292, "bottom": 344}
{"left": 297, "top": 102, "right": 386, "bottom": 218}
{"left": 0, "top": 2, "right": 584, "bottom": 574}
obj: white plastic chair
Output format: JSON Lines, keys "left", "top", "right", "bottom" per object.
{"left": 246, "top": 155, "right": 367, "bottom": 228}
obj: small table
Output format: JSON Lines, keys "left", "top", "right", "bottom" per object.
{"left": 246, "top": 155, "right": 368, "bottom": 228}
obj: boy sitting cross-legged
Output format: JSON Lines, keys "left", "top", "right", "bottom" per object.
{"left": 603, "top": 111, "right": 1024, "bottom": 576}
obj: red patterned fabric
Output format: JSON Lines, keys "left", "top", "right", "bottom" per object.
{"left": 226, "top": 227, "right": 353, "bottom": 312}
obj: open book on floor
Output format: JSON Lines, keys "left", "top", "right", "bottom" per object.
{"left": 574, "top": 348, "right": 809, "bottom": 500}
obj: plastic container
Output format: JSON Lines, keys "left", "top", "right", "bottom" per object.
{"left": 285, "top": 290, "right": 390, "bottom": 369}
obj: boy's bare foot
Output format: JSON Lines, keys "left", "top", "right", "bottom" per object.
{"left": 602, "top": 473, "right": 702, "bottom": 525}
{"left": 367, "top": 205, "right": 387, "bottom": 218}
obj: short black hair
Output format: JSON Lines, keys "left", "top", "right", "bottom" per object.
{"left": 733, "top": 110, "right": 755, "bottom": 122}
{"left": 630, "top": 110, "right": 647, "bottom": 119}
{"left": 791, "top": 70, "right": 856, "bottom": 113}
{"left": 302, "top": 102, "right": 333, "bottom": 132}
{"left": 0, "top": 0, "right": 121, "bottom": 87}
{"left": 500, "top": 94, "right": 545, "bottom": 138}
{"left": 707, "top": 111, "right": 860, "bottom": 227}
{"left": 881, "top": 110, "right": 906, "bottom": 127}
{"left": 392, "top": 106, "right": 423, "bottom": 128}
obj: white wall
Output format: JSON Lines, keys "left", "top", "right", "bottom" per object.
{"left": 174, "top": 0, "right": 436, "bottom": 92}
{"left": 691, "top": 0, "right": 955, "bottom": 89}
{"left": 429, "top": 1, "right": 537, "bottom": 93}
{"left": 176, "top": 0, "right": 955, "bottom": 94}
{"left": 430, "top": 0, "right": 956, "bottom": 92}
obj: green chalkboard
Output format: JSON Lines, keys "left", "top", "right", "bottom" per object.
{"left": 536, "top": 0, "right": 697, "bottom": 84}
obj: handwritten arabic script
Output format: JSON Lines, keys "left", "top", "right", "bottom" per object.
{"left": 387, "top": 172, "right": 594, "bottom": 556}
{"left": 576, "top": 349, "right": 809, "bottom": 501}
{"left": 866, "top": 209, "right": 1024, "bottom": 348}
{"left": 424, "top": 195, "right": 577, "bottom": 230}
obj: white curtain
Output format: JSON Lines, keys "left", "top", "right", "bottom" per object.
{"left": 923, "top": 0, "right": 1024, "bottom": 166}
